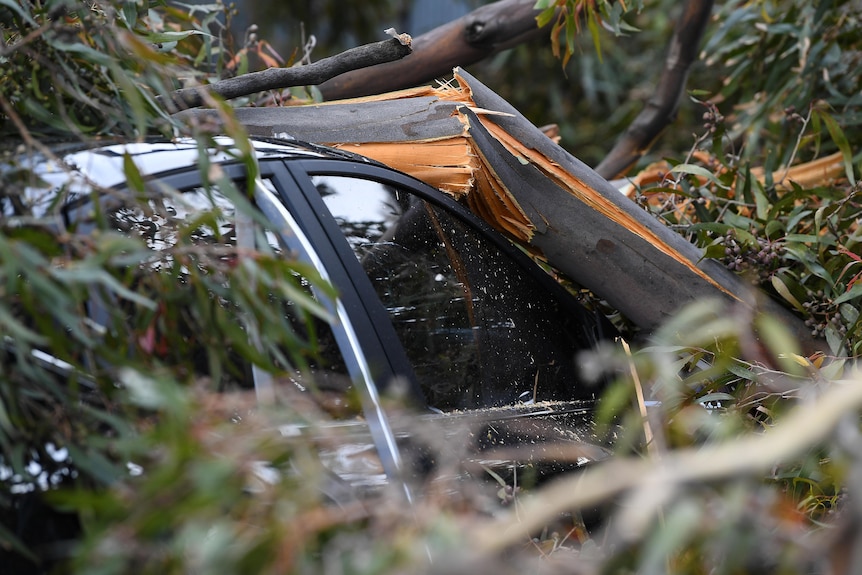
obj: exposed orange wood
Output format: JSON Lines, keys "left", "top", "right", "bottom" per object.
{"left": 471, "top": 157, "right": 534, "bottom": 239}
{"left": 318, "top": 78, "right": 534, "bottom": 239}
{"left": 754, "top": 151, "right": 846, "bottom": 191}
{"left": 619, "top": 151, "right": 847, "bottom": 198}
{"left": 472, "top": 113, "right": 737, "bottom": 299}
{"left": 329, "top": 138, "right": 478, "bottom": 198}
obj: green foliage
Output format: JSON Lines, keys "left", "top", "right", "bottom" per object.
{"left": 2, "top": 1, "right": 862, "bottom": 574}
{"left": 642, "top": 158, "right": 862, "bottom": 355}
{"left": 4, "top": 1, "right": 156, "bottom": 137}
{"left": 558, "top": 296, "right": 854, "bottom": 575}
{"left": 534, "top": 0, "right": 643, "bottom": 66}
{"left": 700, "top": 0, "right": 862, "bottom": 164}
{"left": 0, "top": 1, "right": 337, "bottom": 571}
{"left": 0, "top": 158, "right": 340, "bottom": 567}
{"left": 546, "top": 4, "right": 862, "bottom": 571}
{"left": 61, "top": 376, "right": 371, "bottom": 575}
{"left": 514, "top": 2, "right": 862, "bottom": 572}
{"left": 626, "top": 0, "right": 862, "bottom": 356}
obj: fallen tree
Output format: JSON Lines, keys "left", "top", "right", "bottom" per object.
{"left": 177, "top": 69, "right": 827, "bottom": 356}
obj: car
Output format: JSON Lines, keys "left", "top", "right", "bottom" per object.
{"left": 4, "top": 136, "right": 617, "bottom": 500}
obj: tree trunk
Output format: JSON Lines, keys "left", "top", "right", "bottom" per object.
{"left": 175, "top": 69, "right": 826, "bottom": 356}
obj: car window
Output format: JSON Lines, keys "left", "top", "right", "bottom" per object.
{"left": 107, "top": 179, "right": 353, "bottom": 403}
{"left": 311, "top": 175, "right": 602, "bottom": 411}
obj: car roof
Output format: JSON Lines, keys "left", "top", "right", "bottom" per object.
{"left": 4, "top": 136, "right": 387, "bottom": 218}
{"left": 20, "top": 137, "right": 377, "bottom": 190}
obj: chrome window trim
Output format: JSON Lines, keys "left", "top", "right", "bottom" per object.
{"left": 251, "top": 178, "right": 411, "bottom": 501}
{"left": 234, "top": 205, "right": 277, "bottom": 405}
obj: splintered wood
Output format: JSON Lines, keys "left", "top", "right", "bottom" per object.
{"left": 330, "top": 139, "right": 476, "bottom": 198}
{"left": 320, "top": 78, "right": 537, "bottom": 242}
{"left": 317, "top": 84, "right": 480, "bottom": 198}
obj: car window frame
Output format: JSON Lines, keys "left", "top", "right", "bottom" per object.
{"left": 60, "top": 158, "right": 417, "bottom": 491}
{"left": 284, "top": 157, "right": 617, "bottom": 350}
{"left": 265, "top": 160, "right": 427, "bottom": 406}
{"left": 140, "top": 160, "right": 417, "bottom": 393}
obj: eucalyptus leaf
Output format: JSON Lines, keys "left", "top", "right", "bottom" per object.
{"left": 757, "top": 313, "right": 804, "bottom": 376}
{"left": 834, "top": 282, "right": 862, "bottom": 304}
{"left": 839, "top": 303, "right": 859, "bottom": 324}
{"left": 52, "top": 265, "right": 157, "bottom": 310}
{"left": 696, "top": 392, "right": 736, "bottom": 404}
{"left": 0, "top": 0, "right": 36, "bottom": 24}
{"left": 65, "top": 445, "right": 125, "bottom": 485}
{"left": 825, "top": 324, "right": 846, "bottom": 355}
{"left": 815, "top": 108, "right": 857, "bottom": 185}
{"left": 670, "top": 163, "right": 721, "bottom": 182}
{"left": 145, "top": 30, "right": 209, "bottom": 43}
{"left": 771, "top": 275, "right": 805, "bottom": 312}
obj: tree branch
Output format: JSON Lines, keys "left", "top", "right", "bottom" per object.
{"left": 318, "top": 0, "right": 546, "bottom": 101}
{"left": 183, "top": 69, "right": 826, "bottom": 355}
{"left": 594, "top": 0, "right": 715, "bottom": 180}
{"left": 159, "top": 36, "right": 413, "bottom": 111}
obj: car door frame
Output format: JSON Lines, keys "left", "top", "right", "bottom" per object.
{"left": 65, "top": 158, "right": 419, "bottom": 491}
{"left": 116, "top": 159, "right": 421, "bottom": 401}
{"left": 70, "top": 153, "right": 614, "bottom": 412}
{"left": 280, "top": 157, "right": 617, "bottom": 396}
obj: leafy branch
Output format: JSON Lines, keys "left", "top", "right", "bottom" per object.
{"left": 534, "top": 0, "right": 643, "bottom": 66}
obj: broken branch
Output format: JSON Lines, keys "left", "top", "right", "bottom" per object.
{"left": 318, "top": 0, "right": 546, "bottom": 100}
{"left": 595, "top": 0, "right": 715, "bottom": 179}
{"left": 159, "top": 36, "right": 413, "bottom": 110}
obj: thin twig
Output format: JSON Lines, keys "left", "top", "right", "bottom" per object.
{"left": 620, "top": 338, "right": 657, "bottom": 455}
{"left": 778, "top": 106, "right": 812, "bottom": 188}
